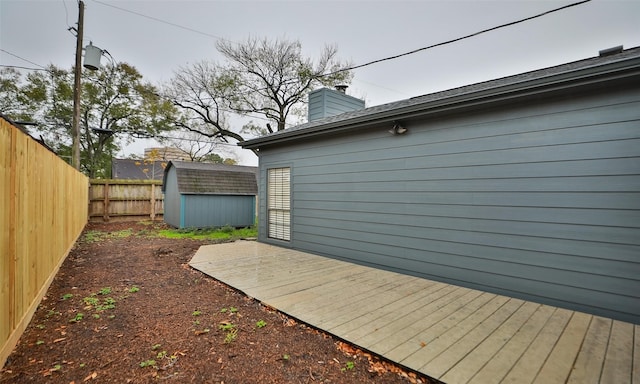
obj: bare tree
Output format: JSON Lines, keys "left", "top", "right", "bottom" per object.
{"left": 164, "top": 37, "right": 352, "bottom": 151}
{"left": 217, "top": 37, "right": 352, "bottom": 132}
{"left": 159, "top": 128, "right": 237, "bottom": 163}
{"left": 164, "top": 61, "right": 241, "bottom": 142}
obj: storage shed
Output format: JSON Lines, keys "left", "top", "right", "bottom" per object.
{"left": 240, "top": 46, "right": 640, "bottom": 324}
{"left": 162, "top": 161, "right": 258, "bottom": 229}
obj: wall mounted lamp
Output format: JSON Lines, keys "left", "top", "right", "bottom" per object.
{"left": 389, "top": 121, "right": 407, "bottom": 135}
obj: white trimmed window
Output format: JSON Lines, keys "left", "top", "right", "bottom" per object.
{"left": 267, "top": 167, "right": 291, "bottom": 241}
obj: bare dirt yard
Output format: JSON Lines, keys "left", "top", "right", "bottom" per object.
{"left": 1, "top": 222, "right": 434, "bottom": 384}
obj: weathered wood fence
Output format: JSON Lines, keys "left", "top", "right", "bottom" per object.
{"left": 1, "top": 116, "right": 88, "bottom": 367}
{"left": 88, "top": 179, "right": 163, "bottom": 222}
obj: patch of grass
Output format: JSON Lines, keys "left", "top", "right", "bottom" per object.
{"left": 83, "top": 296, "right": 99, "bottom": 306}
{"left": 157, "top": 226, "right": 257, "bottom": 241}
{"left": 139, "top": 360, "right": 156, "bottom": 368}
{"left": 219, "top": 321, "right": 238, "bottom": 343}
{"left": 151, "top": 344, "right": 162, "bottom": 351}
{"left": 46, "top": 310, "right": 61, "bottom": 318}
{"left": 69, "top": 313, "right": 84, "bottom": 323}
{"left": 61, "top": 293, "right": 73, "bottom": 300}
{"left": 256, "top": 320, "right": 267, "bottom": 328}
{"left": 36, "top": 340, "right": 44, "bottom": 345}
{"left": 98, "top": 287, "right": 112, "bottom": 295}
{"left": 341, "top": 361, "right": 355, "bottom": 372}
{"left": 128, "top": 285, "right": 140, "bottom": 293}
{"left": 95, "top": 297, "right": 116, "bottom": 311}
{"left": 224, "top": 329, "right": 237, "bottom": 343}
{"left": 84, "top": 294, "right": 116, "bottom": 311}
{"left": 82, "top": 228, "right": 135, "bottom": 243}
{"left": 82, "top": 230, "right": 104, "bottom": 243}
{"left": 192, "top": 310, "right": 202, "bottom": 316}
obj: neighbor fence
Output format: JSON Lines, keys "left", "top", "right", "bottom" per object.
{"left": 88, "top": 179, "right": 163, "bottom": 222}
{"left": 1, "top": 116, "right": 88, "bottom": 368}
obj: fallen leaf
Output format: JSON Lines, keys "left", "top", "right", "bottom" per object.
{"left": 420, "top": 341, "right": 426, "bottom": 348}
{"left": 53, "top": 338, "right": 66, "bottom": 343}
{"left": 83, "top": 372, "right": 97, "bottom": 381}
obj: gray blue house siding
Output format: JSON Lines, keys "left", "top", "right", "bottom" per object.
{"left": 244, "top": 47, "right": 640, "bottom": 324}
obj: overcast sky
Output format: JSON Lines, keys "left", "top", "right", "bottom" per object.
{"left": 2, "top": 0, "right": 639, "bottom": 165}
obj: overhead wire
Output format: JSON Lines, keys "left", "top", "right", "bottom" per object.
{"left": 0, "top": 65, "right": 49, "bottom": 72}
{"left": 0, "top": 49, "right": 47, "bottom": 69}
{"left": 90, "top": 0, "right": 230, "bottom": 43}
{"left": 323, "top": 0, "right": 593, "bottom": 77}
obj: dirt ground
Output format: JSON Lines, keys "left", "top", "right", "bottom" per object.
{"left": 1, "top": 222, "right": 435, "bottom": 384}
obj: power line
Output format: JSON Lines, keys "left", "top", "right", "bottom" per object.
{"left": 0, "top": 49, "right": 47, "bottom": 69}
{"left": 324, "top": 0, "right": 593, "bottom": 77}
{"left": 61, "top": 0, "right": 72, "bottom": 29}
{"left": 0, "top": 65, "right": 49, "bottom": 72}
{"left": 90, "top": 0, "right": 229, "bottom": 42}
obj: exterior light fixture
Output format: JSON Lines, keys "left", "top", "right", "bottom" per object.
{"left": 389, "top": 121, "right": 407, "bottom": 135}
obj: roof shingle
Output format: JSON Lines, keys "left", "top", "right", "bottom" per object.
{"left": 163, "top": 161, "right": 258, "bottom": 195}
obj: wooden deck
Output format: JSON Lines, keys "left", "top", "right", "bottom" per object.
{"left": 189, "top": 241, "right": 639, "bottom": 384}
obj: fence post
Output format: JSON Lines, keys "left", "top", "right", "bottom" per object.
{"left": 150, "top": 183, "right": 156, "bottom": 221}
{"left": 103, "top": 182, "right": 109, "bottom": 222}
{"left": 8, "top": 125, "right": 17, "bottom": 333}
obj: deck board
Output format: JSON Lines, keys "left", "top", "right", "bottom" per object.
{"left": 500, "top": 307, "right": 573, "bottom": 384}
{"left": 600, "top": 321, "right": 633, "bottom": 383}
{"left": 440, "top": 301, "right": 541, "bottom": 384}
{"left": 533, "top": 311, "right": 592, "bottom": 383}
{"left": 567, "top": 316, "right": 611, "bottom": 384}
{"left": 189, "top": 241, "right": 638, "bottom": 384}
{"left": 469, "top": 304, "right": 556, "bottom": 383}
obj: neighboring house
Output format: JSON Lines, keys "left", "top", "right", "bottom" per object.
{"left": 111, "top": 158, "right": 167, "bottom": 180}
{"left": 240, "top": 46, "right": 640, "bottom": 324}
{"left": 162, "top": 161, "right": 258, "bottom": 229}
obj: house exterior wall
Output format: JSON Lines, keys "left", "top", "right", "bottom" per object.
{"left": 257, "top": 84, "right": 640, "bottom": 323}
{"left": 182, "top": 194, "right": 256, "bottom": 228}
{"left": 163, "top": 166, "right": 181, "bottom": 227}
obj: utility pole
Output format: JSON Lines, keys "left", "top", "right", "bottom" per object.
{"left": 71, "top": 1, "right": 84, "bottom": 170}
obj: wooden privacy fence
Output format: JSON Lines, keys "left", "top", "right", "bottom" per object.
{"left": 0, "top": 116, "right": 88, "bottom": 368}
{"left": 89, "top": 179, "right": 163, "bottom": 222}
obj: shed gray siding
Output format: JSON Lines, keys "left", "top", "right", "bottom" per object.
{"left": 163, "top": 166, "right": 181, "bottom": 228}
{"left": 182, "top": 194, "right": 255, "bottom": 228}
{"left": 256, "top": 84, "right": 640, "bottom": 323}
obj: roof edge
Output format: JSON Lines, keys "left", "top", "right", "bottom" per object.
{"left": 241, "top": 52, "right": 640, "bottom": 150}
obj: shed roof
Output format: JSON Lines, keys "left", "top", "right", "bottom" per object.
{"left": 162, "top": 161, "right": 258, "bottom": 195}
{"left": 240, "top": 46, "right": 640, "bottom": 149}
